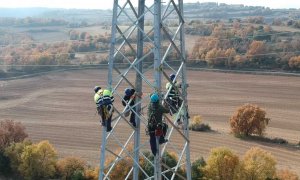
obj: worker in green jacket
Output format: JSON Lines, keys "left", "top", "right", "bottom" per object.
{"left": 147, "top": 93, "right": 169, "bottom": 155}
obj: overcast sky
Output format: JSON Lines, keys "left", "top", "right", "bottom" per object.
{"left": 0, "top": 0, "right": 299, "bottom": 9}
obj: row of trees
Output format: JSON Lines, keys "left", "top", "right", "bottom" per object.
{"left": 0, "top": 43, "right": 73, "bottom": 73}
{"left": 0, "top": 30, "right": 112, "bottom": 76}
{"left": 198, "top": 146, "right": 299, "bottom": 180}
{"left": 0, "top": 120, "right": 98, "bottom": 180}
{"left": 1, "top": 118, "right": 299, "bottom": 179}
{"left": 68, "top": 31, "right": 110, "bottom": 53}
{"left": 188, "top": 20, "right": 300, "bottom": 70}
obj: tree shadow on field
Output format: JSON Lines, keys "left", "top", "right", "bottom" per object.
{"left": 238, "top": 135, "right": 300, "bottom": 152}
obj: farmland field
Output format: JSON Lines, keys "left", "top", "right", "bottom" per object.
{"left": 0, "top": 69, "right": 299, "bottom": 175}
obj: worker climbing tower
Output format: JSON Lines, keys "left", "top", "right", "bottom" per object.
{"left": 99, "top": 0, "right": 191, "bottom": 179}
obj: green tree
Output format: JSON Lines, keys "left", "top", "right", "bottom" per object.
{"left": 242, "top": 147, "right": 276, "bottom": 180}
{"left": 139, "top": 151, "right": 154, "bottom": 179}
{"left": 229, "top": 104, "right": 270, "bottom": 137}
{"left": 19, "top": 140, "right": 57, "bottom": 180}
{"left": 203, "top": 147, "right": 240, "bottom": 180}
{"left": 4, "top": 140, "right": 32, "bottom": 175}
{"left": 191, "top": 157, "right": 206, "bottom": 180}
{"left": 0, "top": 151, "right": 11, "bottom": 176}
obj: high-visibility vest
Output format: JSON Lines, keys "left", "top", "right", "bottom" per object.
{"left": 166, "top": 82, "right": 179, "bottom": 99}
{"left": 94, "top": 89, "right": 114, "bottom": 106}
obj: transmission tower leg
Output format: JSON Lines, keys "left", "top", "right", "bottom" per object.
{"left": 155, "top": 137, "right": 162, "bottom": 180}
{"left": 154, "top": 0, "right": 162, "bottom": 178}
{"left": 179, "top": 0, "right": 192, "bottom": 179}
{"left": 154, "top": 0, "right": 162, "bottom": 88}
{"left": 99, "top": 0, "right": 118, "bottom": 179}
{"left": 133, "top": 0, "right": 145, "bottom": 179}
{"left": 99, "top": 128, "right": 107, "bottom": 180}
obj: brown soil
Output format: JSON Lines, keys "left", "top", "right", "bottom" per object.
{"left": 0, "top": 69, "right": 299, "bottom": 175}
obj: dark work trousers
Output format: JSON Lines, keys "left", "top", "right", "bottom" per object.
{"left": 130, "top": 107, "right": 136, "bottom": 127}
{"left": 103, "top": 115, "right": 112, "bottom": 132}
{"left": 166, "top": 98, "right": 179, "bottom": 114}
{"left": 149, "top": 133, "right": 157, "bottom": 155}
{"left": 149, "top": 125, "right": 168, "bottom": 156}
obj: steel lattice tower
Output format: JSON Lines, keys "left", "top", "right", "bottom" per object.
{"left": 99, "top": 0, "right": 191, "bottom": 179}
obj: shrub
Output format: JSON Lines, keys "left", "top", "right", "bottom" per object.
{"left": 242, "top": 136, "right": 288, "bottom": 144}
{"left": 289, "top": 56, "right": 300, "bottom": 69}
{"left": 84, "top": 166, "right": 99, "bottom": 180}
{"left": 56, "top": 156, "right": 87, "bottom": 180}
{"left": 0, "top": 119, "right": 28, "bottom": 150}
{"left": 203, "top": 147, "right": 241, "bottom": 180}
{"left": 139, "top": 151, "right": 185, "bottom": 179}
{"left": 191, "top": 157, "right": 206, "bottom": 180}
{"left": 71, "top": 170, "right": 85, "bottom": 180}
{"left": 229, "top": 104, "right": 270, "bottom": 137}
{"left": 161, "top": 151, "right": 185, "bottom": 179}
{"left": 189, "top": 115, "right": 211, "bottom": 132}
{"left": 139, "top": 151, "right": 154, "bottom": 179}
{"left": 242, "top": 147, "right": 276, "bottom": 180}
{"left": 104, "top": 145, "right": 134, "bottom": 180}
{"left": 105, "top": 155, "right": 133, "bottom": 180}
{"left": 276, "top": 169, "right": 299, "bottom": 180}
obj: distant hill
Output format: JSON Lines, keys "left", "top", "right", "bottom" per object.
{"left": 183, "top": 2, "right": 299, "bottom": 22}
{"left": 0, "top": 8, "right": 112, "bottom": 24}
{"left": 0, "top": 3, "right": 299, "bottom": 24}
{"left": 0, "top": 8, "right": 56, "bottom": 18}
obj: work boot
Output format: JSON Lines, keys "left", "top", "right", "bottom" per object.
{"left": 130, "top": 121, "right": 136, "bottom": 127}
{"left": 106, "top": 127, "right": 112, "bottom": 132}
{"left": 159, "top": 138, "right": 168, "bottom": 144}
{"left": 176, "top": 119, "right": 183, "bottom": 127}
{"left": 130, "top": 116, "right": 136, "bottom": 127}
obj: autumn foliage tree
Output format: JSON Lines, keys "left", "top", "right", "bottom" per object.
{"left": 242, "top": 147, "right": 276, "bottom": 180}
{"left": 84, "top": 167, "right": 99, "bottom": 180}
{"left": 203, "top": 147, "right": 241, "bottom": 180}
{"left": 229, "top": 104, "right": 270, "bottom": 137}
{"left": 276, "top": 169, "right": 299, "bottom": 180}
{"left": 247, "top": 40, "right": 267, "bottom": 56}
{"left": 289, "top": 56, "right": 300, "bottom": 70}
{"left": 56, "top": 156, "right": 87, "bottom": 180}
{"left": 0, "top": 120, "right": 28, "bottom": 175}
{"left": 0, "top": 119, "right": 28, "bottom": 150}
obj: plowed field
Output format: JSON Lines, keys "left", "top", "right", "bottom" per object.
{"left": 1, "top": 69, "right": 299, "bottom": 175}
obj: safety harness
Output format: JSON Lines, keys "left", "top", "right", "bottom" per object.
{"left": 147, "top": 109, "right": 167, "bottom": 137}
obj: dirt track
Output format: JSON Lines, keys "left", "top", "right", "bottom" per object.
{"left": 0, "top": 69, "right": 300, "bottom": 175}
